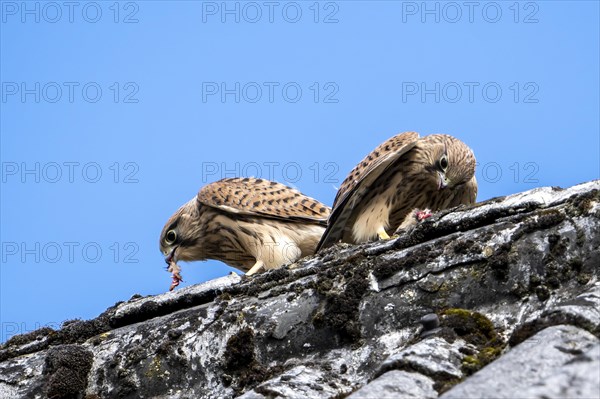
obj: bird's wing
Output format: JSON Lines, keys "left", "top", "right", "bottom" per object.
{"left": 331, "top": 132, "right": 420, "bottom": 208}
{"left": 317, "top": 132, "right": 420, "bottom": 251}
{"left": 197, "top": 177, "right": 331, "bottom": 225}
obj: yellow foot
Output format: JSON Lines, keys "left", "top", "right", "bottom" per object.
{"left": 377, "top": 228, "right": 391, "bottom": 240}
{"left": 246, "top": 260, "right": 265, "bottom": 276}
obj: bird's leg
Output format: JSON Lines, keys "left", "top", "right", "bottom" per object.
{"left": 246, "top": 259, "right": 265, "bottom": 276}
{"left": 377, "top": 227, "right": 391, "bottom": 240}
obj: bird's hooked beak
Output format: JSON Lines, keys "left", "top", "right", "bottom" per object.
{"left": 164, "top": 247, "right": 177, "bottom": 265}
{"left": 438, "top": 171, "right": 450, "bottom": 190}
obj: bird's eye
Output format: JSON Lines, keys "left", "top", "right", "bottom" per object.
{"left": 439, "top": 155, "right": 449, "bottom": 171}
{"left": 165, "top": 230, "right": 177, "bottom": 245}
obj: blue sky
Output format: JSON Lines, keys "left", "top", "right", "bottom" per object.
{"left": 1, "top": 1, "right": 598, "bottom": 343}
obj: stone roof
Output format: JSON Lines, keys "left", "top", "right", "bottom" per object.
{"left": 1, "top": 180, "right": 599, "bottom": 399}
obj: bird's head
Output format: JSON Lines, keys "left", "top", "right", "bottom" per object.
{"left": 422, "top": 135, "right": 476, "bottom": 190}
{"left": 159, "top": 198, "right": 204, "bottom": 265}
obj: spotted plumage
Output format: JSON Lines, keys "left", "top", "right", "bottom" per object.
{"left": 317, "top": 132, "right": 477, "bottom": 250}
{"left": 160, "top": 178, "right": 331, "bottom": 289}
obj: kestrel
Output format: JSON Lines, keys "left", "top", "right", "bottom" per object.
{"left": 160, "top": 177, "right": 331, "bottom": 290}
{"left": 317, "top": 132, "right": 477, "bottom": 250}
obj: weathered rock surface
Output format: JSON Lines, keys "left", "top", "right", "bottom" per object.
{"left": 1, "top": 180, "right": 599, "bottom": 399}
{"left": 442, "top": 324, "right": 599, "bottom": 399}
{"left": 348, "top": 370, "right": 436, "bottom": 399}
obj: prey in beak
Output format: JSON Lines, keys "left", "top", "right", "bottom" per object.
{"left": 165, "top": 247, "right": 182, "bottom": 291}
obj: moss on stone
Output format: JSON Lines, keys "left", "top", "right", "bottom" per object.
{"left": 144, "top": 357, "right": 163, "bottom": 379}
{"left": 2, "top": 327, "right": 55, "bottom": 350}
{"left": 222, "top": 326, "right": 280, "bottom": 395}
{"left": 44, "top": 345, "right": 94, "bottom": 399}
{"left": 487, "top": 245, "right": 512, "bottom": 281}
{"left": 453, "top": 239, "right": 480, "bottom": 255}
{"left": 568, "top": 189, "right": 599, "bottom": 217}
{"left": 313, "top": 258, "right": 371, "bottom": 344}
{"left": 512, "top": 209, "right": 566, "bottom": 242}
{"left": 441, "top": 308, "right": 505, "bottom": 376}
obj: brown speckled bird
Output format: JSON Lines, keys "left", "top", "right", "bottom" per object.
{"left": 160, "top": 177, "right": 331, "bottom": 290}
{"left": 317, "top": 132, "right": 477, "bottom": 250}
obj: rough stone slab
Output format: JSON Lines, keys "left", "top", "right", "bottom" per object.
{"left": 253, "top": 292, "right": 321, "bottom": 340}
{"left": 545, "top": 180, "right": 600, "bottom": 207}
{"left": 440, "top": 180, "right": 600, "bottom": 226}
{"left": 113, "top": 272, "right": 241, "bottom": 320}
{"left": 1, "top": 181, "right": 599, "bottom": 399}
{"left": 0, "top": 352, "right": 46, "bottom": 398}
{"left": 376, "top": 223, "right": 509, "bottom": 291}
{"left": 521, "top": 342, "right": 600, "bottom": 399}
{"left": 238, "top": 366, "right": 347, "bottom": 399}
{"left": 548, "top": 283, "right": 600, "bottom": 334}
{"left": 348, "top": 370, "right": 437, "bottom": 399}
{"left": 546, "top": 283, "right": 599, "bottom": 326}
{"left": 0, "top": 385, "right": 19, "bottom": 399}
{"left": 510, "top": 283, "right": 600, "bottom": 345}
{"left": 376, "top": 337, "right": 465, "bottom": 380}
{"left": 441, "top": 325, "right": 600, "bottom": 399}
{"left": 111, "top": 272, "right": 241, "bottom": 327}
